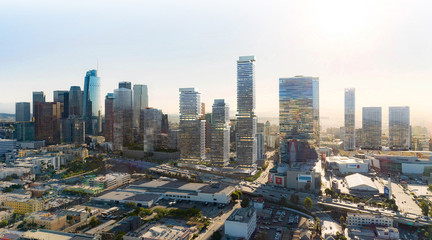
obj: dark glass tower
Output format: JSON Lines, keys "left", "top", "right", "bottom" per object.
{"left": 83, "top": 70, "right": 101, "bottom": 135}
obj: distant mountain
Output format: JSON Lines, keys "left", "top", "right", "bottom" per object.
{"left": 0, "top": 113, "right": 15, "bottom": 121}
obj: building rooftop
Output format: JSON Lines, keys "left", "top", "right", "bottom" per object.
{"left": 345, "top": 173, "right": 378, "bottom": 191}
{"left": 226, "top": 207, "right": 256, "bottom": 223}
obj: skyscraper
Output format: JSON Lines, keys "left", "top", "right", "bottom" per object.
{"left": 119, "top": 81, "right": 132, "bottom": 90}
{"left": 236, "top": 56, "right": 257, "bottom": 171}
{"left": 389, "top": 106, "right": 410, "bottom": 150}
{"left": 141, "top": 108, "right": 162, "bottom": 153}
{"left": 54, "top": 90, "right": 69, "bottom": 119}
{"left": 83, "top": 70, "right": 101, "bottom": 135}
{"left": 362, "top": 107, "right": 382, "bottom": 150}
{"left": 15, "top": 102, "right": 31, "bottom": 122}
{"left": 113, "top": 84, "right": 133, "bottom": 151}
{"left": 279, "top": 76, "right": 319, "bottom": 164}
{"left": 14, "top": 122, "right": 35, "bottom": 142}
{"left": 104, "top": 93, "right": 115, "bottom": 142}
{"left": 68, "top": 86, "right": 83, "bottom": 116}
{"left": 34, "top": 102, "right": 61, "bottom": 144}
{"left": 32, "top": 91, "right": 45, "bottom": 117}
{"left": 211, "top": 99, "right": 230, "bottom": 167}
{"left": 133, "top": 84, "right": 149, "bottom": 129}
{"left": 179, "top": 88, "right": 205, "bottom": 164}
{"left": 344, "top": 88, "right": 355, "bottom": 151}
{"left": 256, "top": 122, "right": 265, "bottom": 161}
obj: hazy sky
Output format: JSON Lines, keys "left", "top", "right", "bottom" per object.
{"left": 1, "top": 0, "right": 432, "bottom": 130}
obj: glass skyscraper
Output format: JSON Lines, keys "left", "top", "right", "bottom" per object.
{"left": 54, "top": 90, "right": 69, "bottom": 119}
{"left": 344, "top": 88, "right": 355, "bottom": 151}
{"left": 15, "top": 102, "right": 31, "bottom": 122}
{"left": 211, "top": 99, "right": 230, "bottom": 167}
{"left": 141, "top": 108, "right": 162, "bottom": 153}
{"left": 133, "top": 84, "right": 149, "bottom": 129}
{"left": 32, "top": 91, "right": 45, "bottom": 118}
{"left": 389, "top": 106, "right": 410, "bottom": 150}
{"left": 68, "top": 86, "right": 83, "bottom": 117}
{"left": 236, "top": 56, "right": 257, "bottom": 171}
{"left": 279, "top": 76, "right": 319, "bottom": 164}
{"left": 179, "top": 88, "right": 205, "bottom": 164}
{"left": 362, "top": 107, "right": 382, "bottom": 150}
{"left": 104, "top": 93, "right": 115, "bottom": 143}
{"left": 83, "top": 70, "right": 101, "bottom": 135}
{"left": 113, "top": 84, "right": 133, "bottom": 151}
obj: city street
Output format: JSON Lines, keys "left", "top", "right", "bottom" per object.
{"left": 391, "top": 182, "right": 422, "bottom": 215}
{"left": 198, "top": 201, "right": 241, "bottom": 240}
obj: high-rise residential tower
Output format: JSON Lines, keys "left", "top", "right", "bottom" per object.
{"left": 362, "top": 107, "right": 382, "bottom": 150}
{"left": 54, "top": 90, "right": 70, "bottom": 119}
{"left": 279, "top": 76, "right": 319, "bottom": 164}
{"left": 83, "top": 70, "right": 101, "bottom": 135}
{"left": 113, "top": 84, "right": 133, "bottom": 151}
{"left": 236, "top": 56, "right": 257, "bottom": 171}
{"left": 389, "top": 106, "right": 410, "bottom": 150}
{"left": 344, "top": 88, "right": 355, "bottom": 151}
{"left": 179, "top": 88, "right": 205, "bottom": 164}
{"left": 133, "top": 84, "right": 149, "bottom": 129}
{"left": 210, "top": 99, "right": 230, "bottom": 167}
{"left": 68, "top": 86, "right": 83, "bottom": 116}
{"left": 15, "top": 102, "right": 31, "bottom": 122}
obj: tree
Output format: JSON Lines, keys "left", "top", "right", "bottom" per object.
{"left": 420, "top": 200, "right": 429, "bottom": 216}
{"left": 126, "top": 202, "right": 137, "bottom": 208}
{"left": 0, "top": 220, "right": 8, "bottom": 227}
{"left": 339, "top": 216, "right": 345, "bottom": 225}
{"left": 290, "top": 194, "right": 299, "bottom": 205}
{"left": 241, "top": 198, "right": 250, "bottom": 208}
{"left": 85, "top": 206, "right": 92, "bottom": 214}
{"left": 324, "top": 188, "right": 333, "bottom": 197}
{"left": 428, "top": 185, "right": 432, "bottom": 193}
{"left": 211, "top": 231, "right": 222, "bottom": 240}
{"left": 231, "top": 192, "right": 240, "bottom": 201}
{"left": 89, "top": 217, "right": 99, "bottom": 228}
{"left": 303, "top": 197, "right": 313, "bottom": 210}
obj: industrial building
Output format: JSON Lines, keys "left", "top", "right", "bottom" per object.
{"left": 268, "top": 163, "right": 321, "bottom": 191}
{"left": 347, "top": 213, "right": 393, "bottom": 227}
{"left": 345, "top": 173, "right": 379, "bottom": 195}
{"left": 93, "top": 191, "right": 161, "bottom": 208}
{"left": 326, "top": 156, "right": 369, "bottom": 175}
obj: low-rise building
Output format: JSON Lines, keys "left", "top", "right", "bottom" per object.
{"left": 124, "top": 222, "right": 197, "bottom": 240}
{"left": 225, "top": 207, "right": 257, "bottom": 240}
{"left": 92, "top": 191, "right": 161, "bottom": 208}
{"left": 3, "top": 197, "right": 43, "bottom": 214}
{"left": 89, "top": 173, "right": 131, "bottom": 189}
{"left": 326, "top": 156, "right": 369, "bottom": 175}
{"left": 376, "top": 227, "right": 400, "bottom": 239}
{"left": 0, "top": 207, "right": 13, "bottom": 222}
{"left": 345, "top": 173, "right": 379, "bottom": 195}
{"left": 0, "top": 166, "right": 30, "bottom": 179}
{"left": 347, "top": 213, "right": 393, "bottom": 227}
{"left": 24, "top": 211, "right": 67, "bottom": 230}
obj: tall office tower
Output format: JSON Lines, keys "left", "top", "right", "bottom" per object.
{"left": 119, "top": 81, "right": 132, "bottom": 90}
{"left": 34, "top": 102, "right": 61, "bottom": 144}
{"left": 179, "top": 88, "right": 205, "bottom": 164}
{"left": 133, "top": 84, "right": 149, "bottom": 129}
{"left": 32, "top": 91, "right": 45, "bottom": 117}
{"left": 362, "top": 107, "right": 382, "bottom": 150}
{"left": 344, "top": 88, "right": 355, "bottom": 151}
{"left": 61, "top": 117, "right": 85, "bottom": 145}
{"left": 141, "top": 108, "right": 162, "bottom": 153}
{"left": 256, "top": 122, "right": 265, "bottom": 161}
{"left": 83, "top": 70, "right": 102, "bottom": 135}
{"left": 279, "top": 76, "right": 319, "bottom": 164}
{"left": 113, "top": 85, "right": 133, "bottom": 151}
{"left": 205, "top": 113, "right": 212, "bottom": 149}
{"left": 389, "top": 106, "right": 410, "bottom": 150}
{"left": 210, "top": 99, "right": 230, "bottom": 167}
{"left": 104, "top": 93, "right": 115, "bottom": 142}
{"left": 54, "top": 90, "right": 70, "bottom": 119}
{"left": 68, "top": 86, "right": 83, "bottom": 116}
{"left": 15, "top": 102, "right": 31, "bottom": 122}
{"left": 236, "top": 56, "right": 257, "bottom": 171}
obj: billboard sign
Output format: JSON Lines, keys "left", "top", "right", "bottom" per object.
{"left": 384, "top": 186, "right": 390, "bottom": 197}
{"left": 268, "top": 174, "right": 273, "bottom": 184}
{"left": 298, "top": 175, "right": 312, "bottom": 183}
{"left": 347, "top": 164, "right": 360, "bottom": 169}
{"left": 276, "top": 177, "right": 282, "bottom": 185}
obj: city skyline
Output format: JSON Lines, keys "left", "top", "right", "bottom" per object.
{"left": 2, "top": 1, "right": 432, "bottom": 131}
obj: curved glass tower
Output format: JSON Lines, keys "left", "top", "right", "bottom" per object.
{"left": 83, "top": 70, "right": 101, "bottom": 135}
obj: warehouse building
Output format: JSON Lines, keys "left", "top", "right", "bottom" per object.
{"left": 326, "top": 156, "right": 369, "bottom": 175}
{"left": 345, "top": 173, "right": 379, "bottom": 195}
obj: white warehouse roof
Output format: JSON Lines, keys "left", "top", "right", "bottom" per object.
{"left": 345, "top": 173, "right": 378, "bottom": 192}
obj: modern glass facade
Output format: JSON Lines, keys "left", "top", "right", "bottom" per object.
{"left": 141, "top": 108, "right": 162, "bottom": 153}
{"left": 211, "top": 99, "right": 230, "bottom": 167}
{"left": 236, "top": 56, "right": 257, "bottom": 171}
{"left": 133, "top": 84, "right": 149, "bottom": 129}
{"left": 14, "top": 122, "right": 35, "bottom": 142}
{"left": 83, "top": 70, "right": 101, "bottom": 135}
{"left": 32, "top": 91, "right": 45, "bottom": 117}
{"left": 113, "top": 86, "right": 133, "bottom": 151}
{"left": 54, "top": 90, "right": 69, "bottom": 119}
{"left": 362, "top": 107, "right": 382, "bottom": 150}
{"left": 179, "top": 88, "right": 205, "bottom": 163}
{"left": 34, "top": 102, "right": 61, "bottom": 144}
{"left": 389, "top": 106, "right": 410, "bottom": 150}
{"left": 104, "top": 93, "right": 115, "bottom": 143}
{"left": 68, "top": 86, "right": 83, "bottom": 117}
{"left": 344, "top": 88, "right": 355, "bottom": 150}
{"left": 15, "top": 102, "right": 31, "bottom": 122}
{"left": 279, "top": 76, "right": 319, "bottom": 163}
